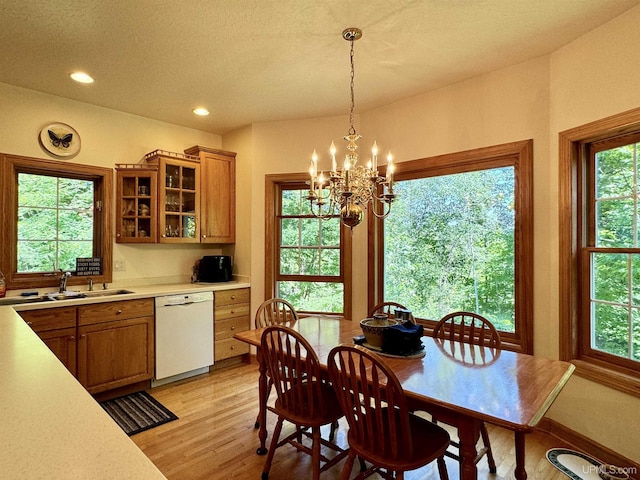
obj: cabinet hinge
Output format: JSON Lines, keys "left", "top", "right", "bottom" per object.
{"left": 95, "top": 200, "right": 103, "bottom": 212}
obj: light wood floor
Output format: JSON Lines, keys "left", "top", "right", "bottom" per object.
{"left": 132, "top": 361, "right": 575, "bottom": 480}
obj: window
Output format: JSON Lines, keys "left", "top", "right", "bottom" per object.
{"left": 560, "top": 109, "right": 640, "bottom": 396}
{"left": 0, "top": 153, "right": 113, "bottom": 290}
{"left": 371, "top": 140, "right": 533, "bottom": 353}
{"left": 265, "top": 173, "right": 352, "bottom": 317}
{"left": 18, "top": 173, "right": 95, "bottom": 272}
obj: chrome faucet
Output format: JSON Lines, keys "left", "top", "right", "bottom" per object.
{"left": 59, "top": 271, "right": 71, "bottom": 293}
{"left": 88, "top": 277, "right": 94, "bottom": 291}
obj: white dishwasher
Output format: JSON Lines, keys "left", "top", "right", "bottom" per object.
{"left": 153, "top": 291, "right": 214, "bottom": 386}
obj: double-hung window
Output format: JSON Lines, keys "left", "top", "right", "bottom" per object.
{"left": 561, "top": 111, "right": 640, "bottom": 395}
{"left": 265, "top": 174, "right": 352, "bottom": 317}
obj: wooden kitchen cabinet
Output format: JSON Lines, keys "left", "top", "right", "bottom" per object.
{"left": 117, "top": 147, "right": 235, "bottom": 245}
{"left": 115, "top": 164, "right": 158, "bottom": 243}
{"left": 77, "top": 299, "right": 154, "bottom": 394}
{"left": 19, "top": 299, "right": 154, "bottom": 395}
{"left": 20, "top": 307, "right": 77, "bottom": 376}
{"left": 184, "top": 145, "right": 236, "bottom": 244}
{"left": 214, "top": 288, "right": 249, "bottom": 361}
{"left": 145, "top": 150, "right": 200, "bottom": 243}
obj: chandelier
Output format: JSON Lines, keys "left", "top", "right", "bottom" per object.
{"left": 307, "top": 27, "right": 396, "bottom": 230}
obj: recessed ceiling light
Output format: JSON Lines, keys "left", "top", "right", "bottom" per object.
{"left": 193, "top": 108, "right": 210, "bottom": 116}
{"left": 70, "top": 72, "right": 94, "bottom": 84}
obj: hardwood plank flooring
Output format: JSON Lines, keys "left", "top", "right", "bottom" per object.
{"left": 132, "top": 361, "right": 574, "bottom": 480}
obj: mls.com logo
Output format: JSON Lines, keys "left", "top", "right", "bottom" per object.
{"left": 583, "top": 464, "right": 637, "bottom": 479}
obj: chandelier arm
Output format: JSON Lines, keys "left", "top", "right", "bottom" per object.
{"left": 369, "top": 201, "right": 393, "bottom": 219}
{"left": 309, "top": 199, "right": 336, "bottom": 220}
{"left": 372, "top": 192, "right": 396, "bottom": 203}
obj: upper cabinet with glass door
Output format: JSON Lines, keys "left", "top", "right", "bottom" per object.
{"left": 115, "top": 164, "right": 158, "bottom": 243}
{"left": 144, "top": 150, "right": 200, "bottom": 243}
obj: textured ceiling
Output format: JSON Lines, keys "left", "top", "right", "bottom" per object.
{"left": 1, "top": 0, "right": 638, "bottom": 135}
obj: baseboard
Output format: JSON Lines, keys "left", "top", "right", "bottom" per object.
{"left": 93, "top": 380, "right": 150, "bottom": 402}
{"left": 538, "top": 417, "right": 639, "bottom": 479}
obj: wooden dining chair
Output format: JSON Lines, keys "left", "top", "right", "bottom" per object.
{"left": 328, "top": 344, "right": 450, "bottom": 480}
{"left": 260, "top": 326, "right": 348, "bottom": 480}
{"left": 255, "top": 298, "right": 299, "bottom": 329}
{"left": 368, "top": 301, "right": 415, "bottom": 324}
{"left": 253, "top": 298, "right": 299, "bottom": 429}
{"left": 431, "top": 311, "right": 500, "bottom": 473}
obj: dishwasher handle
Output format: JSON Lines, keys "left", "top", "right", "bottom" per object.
{"left": 161, "top": 301, "right": 196, "bottom": 307}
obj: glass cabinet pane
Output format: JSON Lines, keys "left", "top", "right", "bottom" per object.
{"left": 116, "top": 165, "right": 157, "bottom": 243}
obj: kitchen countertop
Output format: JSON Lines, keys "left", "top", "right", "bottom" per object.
{"left": 0, "top": 281, "right": 250, "bottom": 479}
{"left": 9, "top": 281, "right": 250, "bottom": 311}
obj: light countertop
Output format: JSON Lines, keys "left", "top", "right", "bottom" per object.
{"left": 0, "top": 281, "right": 250, "bottom": 479}
{"left": 9, "top": 281, "right": 250, "bottom": 311}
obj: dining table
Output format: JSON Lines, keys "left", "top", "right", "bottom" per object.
{"left": 234, "top": 316, "right": 575, "bottom": 480}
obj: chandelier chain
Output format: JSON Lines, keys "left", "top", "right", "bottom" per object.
{"left": 349, "top": 37, "right": 356, "bottom": 136}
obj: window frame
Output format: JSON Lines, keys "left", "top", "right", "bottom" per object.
{"left": 560, "top": 108, "right": 640, "bottom": 397}
{"left": 369, "top": 140, "right": 533, "bottom": 353}
{"left": 0, "top": 153, "right": 113, "bottom": 290}
{"left": 265, "top": 173, "right": 352, "bottom": 318}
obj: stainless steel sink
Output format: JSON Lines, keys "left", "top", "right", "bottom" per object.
{"left": 46, "top": 291, "right": 86, "bottom": 301}
{"left": 81, "top": 289, "right": 134, "bottom": 298}
{"left": 47, "top": 289, "right": 134, "bottom": 300}
{"left": 0, "top": 289, "right": 135, "bottom": 305}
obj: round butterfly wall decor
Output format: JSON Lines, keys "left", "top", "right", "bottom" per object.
{"left": 39, "top": 122, "right": 81, "bottom": 157}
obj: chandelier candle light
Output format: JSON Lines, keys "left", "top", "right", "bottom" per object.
{"left": 307, "top": 27, "right": 396, "bottom": 229}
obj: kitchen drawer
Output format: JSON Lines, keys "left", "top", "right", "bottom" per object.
{"left": 215, "top": 316, "right": 248, "bottom": 341}
{"left": 215, "top": 337, "right": 249, "bottom": 361}
{"left": 78, "top": 298, "right": 154, "bottom": 326}
{"left": 20, "top": 306, "right": 76, "bottom": 332}
{"left": 215, "top": 303, "right": 249, "bottom": 320}
{"left": 215, "top": 288, "right": 249, "bottom": 306}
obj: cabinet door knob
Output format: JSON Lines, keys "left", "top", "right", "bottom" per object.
{"left": 231, "top": 295, "right": 236, "bottom": 300}
{"left": 231, "top": 326, "right": 236, "bottom": 330}
{"left": 202, "top": 234, "right": 207, "bottom": 239}
{"left": 26, "top": 321, "right": 33, "bottom": 326}
{"left": 116, "top": 309, "right": 123, "bottom": 314}
{"left": 116, "top": 233, "right": 121, "bottom": 237}
{"left": 69, "top": 336, "right": 75, "bottom": 341}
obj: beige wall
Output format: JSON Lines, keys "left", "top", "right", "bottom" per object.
{"left": 221, "top": 125, "right": 253, "bottom": 283}
{"left": 0, "top": 82, "right": 228, "bottom": 286}
{"left": 227, "top": 5, "right": 640, "bottom": 461}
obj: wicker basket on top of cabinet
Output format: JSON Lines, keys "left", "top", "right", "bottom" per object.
{"left": 214, "top": 288, "right": 250, "bottom": 361}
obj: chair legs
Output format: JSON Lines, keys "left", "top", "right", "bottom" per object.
{"left": 339, "top": 451, "right": 356, "bottom": 480}
{"left": 480, "top": 423, "right": 497, "bottom": 473}
{"left": 437, "top": 457, "right": 449, "bottom": 480}
{"left": 311, "top": 427, "right": 322, "bottom": 480}
{"left": 329, "top": 420, "right": 339, "bottom": 441}
{"left": 261, "top": 415, "right": 284, "bottom": 480}
{"left": 261, "top": 417, "right": 347, "bottom": 480}
{"left": 433, "top": 416, "right": 495, "bottom": 474}
{"left": 255, "top": 378, "right": 274, "bottom": 429}
{"left": 341, "top": 456, "right": 447, "bottom": 480}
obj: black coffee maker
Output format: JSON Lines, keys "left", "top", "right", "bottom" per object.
{"left": 197, "top": 255, "right": 232, "bottom": 282}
